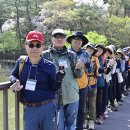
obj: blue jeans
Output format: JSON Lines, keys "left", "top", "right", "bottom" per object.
{"left": 23, "top": 101, "right": 57, "bottom": 130}
{"left": 76, "top": 87, "right": 88, "bottom": 129}
{"left": 58, "top": 101, "right": 79, "bottom": 130}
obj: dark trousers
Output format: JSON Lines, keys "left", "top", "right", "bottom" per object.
{"left": 108, "top": 80, "right": 115, "bottom": 106}
{"left": 116, "top": 81, "right": 122, "bottom": 102}
{"left": 122, "top": 72, "right": 128, "bottom": 91}
{"left": 76, "top": 87, "right": 88, "bottom": 130}
{"left": 112, "top": 73, "right": 117, "bottom": 100}
{"left": 96, "top": 87, "right": 103, "bottom": 118}
{"left": 128, "top": 71, "right": 130, "bottom": 87}
{"left": 102, "top": 82, "right": 109, "bottom": 113}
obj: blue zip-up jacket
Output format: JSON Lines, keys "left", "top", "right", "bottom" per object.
{"left": 97, "top": 56, "right": 105, "bottom": 87}
{"left": 70, "top": 48, "right": 92, "bottom": 73}
{"left": 11, "top": 57, "right": 60, "bottom": 103}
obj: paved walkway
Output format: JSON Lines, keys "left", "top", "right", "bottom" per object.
{"left": 95, "top": 94, "right": 130, "bottom": 130}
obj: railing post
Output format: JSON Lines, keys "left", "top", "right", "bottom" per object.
{"left": 3, "top": 88, "right": 8, "bottom": 130}
{"left": 15, "top": 92, "right": 20, "bottom": 130}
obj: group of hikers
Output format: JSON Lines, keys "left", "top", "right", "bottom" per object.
{"left": 9, "top": 28, "right": 130, "bottom": 130}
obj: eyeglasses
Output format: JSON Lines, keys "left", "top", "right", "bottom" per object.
{"left": 27, "top": 43, "right": 42, "bottom": 48}
{"left": 53, "top": 34, "right": 66, "bottom": 39}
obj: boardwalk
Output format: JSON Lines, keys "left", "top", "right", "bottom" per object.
{"left": 95, "top": 94, "right": 130, "bottom": 130}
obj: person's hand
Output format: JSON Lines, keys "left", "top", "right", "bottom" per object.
{"left": 56, "top": 66, "right": 66, "bottom": 82}
{"left": 10, "top": 75, "right": 17, "bottom": 83}
{"left": 10, "top": 80, "right": 23, "bottom": 92}
{"left": 75, "top": 60, "right": 83, "bottom": 69}
{"left": 104, "top": 67, "right": 107, "bottom": 73}
{"left": 109, "top": 59, "right": 115, "bottom": 66}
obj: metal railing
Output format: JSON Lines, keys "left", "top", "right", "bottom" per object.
{"left": 0, "top": 81, "right": 20, "bottom": 130}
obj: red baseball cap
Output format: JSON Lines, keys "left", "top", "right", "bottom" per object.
{"left": 26, "top": 31, "right": 45, "bottom": 44}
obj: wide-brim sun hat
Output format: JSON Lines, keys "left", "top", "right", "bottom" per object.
{"left": 109, "top": 44, "right": 116, "bottom": 54}
{"left": 123, "top": 47, "right": 129, "bottom": 52}
{"left": 116, "top": 48, "right": 123, "bottom": 55}
{"left": 66, "top": 31, "right": 88, "bottom": 47}
{"left": 105, "top": 46, "right": 114, "bottom": 54}
{"left": 83, "top": 42, "right": 96, "bottom": 50}
{"left": 95, "top": 44, "right": 106, "bottom": 55}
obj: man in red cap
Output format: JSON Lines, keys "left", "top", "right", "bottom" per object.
{"left": 10, "top": 30, "right": 65, "bottom": 130}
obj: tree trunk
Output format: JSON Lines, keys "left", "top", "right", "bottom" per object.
{"left": 15, "top": 0, "right": 21, "bottom": 44}
{"left": 25, "top": 0, "right": 32, "bottom": 31}
{"left": 103, "top": 0, "right": 108, "bottom": 4}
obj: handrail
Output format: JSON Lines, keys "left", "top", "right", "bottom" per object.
{"left": 0, "top": 81, "right": 20, "bottom": 130}
{"left": 0, "top": 81, "right": 11, "bottom": 90}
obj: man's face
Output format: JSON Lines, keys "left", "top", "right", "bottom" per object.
{"left": 51, "top": 33, "right": 66, "bottom": 48}
{"left": 25, "top": 41, "right": 43, "bottom": 58}
{"left": 71, "top": 37, "right": 83, "bottom": 50}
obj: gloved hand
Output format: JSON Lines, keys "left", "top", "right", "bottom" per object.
{"left": 56, "top": 66, "right": 66, "bottom": 82}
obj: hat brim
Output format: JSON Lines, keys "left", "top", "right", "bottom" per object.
{"left": 84, "top": 44, "right": 96, "bottom": 50}
{"left": 52, "top": 32, "right": 66, "bottom": 36}
{"left": 26, "top": 39, "right": 43, "bottom": 44}
{"left": 96, "top": 44, "right": 106, "bottom": 55}
{"left": 116, "top": 51, "right": 123, "bottom": 55}
{"left": 67, "top": 35, "right": 88, "bottom": 47}
{"left": 105, "top": 48, "right": 113, "bottom": 55}
{"left": 93, "top": 49, "right": 98, "bottom": 55}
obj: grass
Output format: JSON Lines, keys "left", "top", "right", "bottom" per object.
{"left": 0, "top": 76, "right": 23, "bottom": 130}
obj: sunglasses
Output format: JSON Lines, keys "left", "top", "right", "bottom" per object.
{"left": 27, "top": 43, "right": 42, "bottom": 48}
{"left": 53, "top": 34, "right": 66, "bottom": 39}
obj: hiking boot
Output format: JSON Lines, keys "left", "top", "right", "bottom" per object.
{"left": 95, "top": 117, "right": 103, "bottom": 125}
{"left": 100, "top": 113, "right": 108, "bottom": 119}
{"left": 117, "top": 101, "right": 122, "bottom": 105}
{"left": 88, "top": 120, "right": 94, "bottom": 130}
{"left": 123, "top": 91, "right": 129, "bottom": 96}
{"left": 83, "top": 119, "right": 88, "bottom": 129}
{"left": 111, "top": 105, "right": 118, "bottom": 111}
{"left": 127, "top": 88, "right": 130, "bottom": 92}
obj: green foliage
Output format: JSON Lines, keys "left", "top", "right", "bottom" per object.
{"left": 65, "top": 30, "right": 107, "bottom": 48}
{"left": 43, "top": 0, "right": 75, "bottom": 11}
{"left": 0, "top": 0, "right": 130, "bottom": 56}
{"left": 86, "top": 31, "right": 108, "bottom": 45}
{"left": 105, "top": 15, "right": 130, "bottom": 47}
{"left": 43, "top": 0, "right": 77, "bottom": 30}
{"left": 0, "top": 30, "right": 21, "bottom": 52}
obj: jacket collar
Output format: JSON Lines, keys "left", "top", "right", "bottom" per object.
{"left": 50, "top": 46, "right": 68, "bottom": 55}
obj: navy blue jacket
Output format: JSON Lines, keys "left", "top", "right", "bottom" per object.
{"left": 11, "top": 57, "right": 60, "bottom": 103}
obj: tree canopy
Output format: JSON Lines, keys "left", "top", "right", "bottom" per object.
{"left": 0, "top": 0, "right": 130, "bottom": 59}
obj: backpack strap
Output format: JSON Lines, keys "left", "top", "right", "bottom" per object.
{"left": 19, "top": 55, "right": 27, "bottom": 76}
{"left": 42, "top": 50, "right": 53, "bottom": 61}
{"left": 43, "top": 49, "right": 77, "bottom": 78}
{"left": 67, "top": 51, "right": 77, "bottom": 78}
{"left": 18, "top": 55, "right": 27, "bottom": 104}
